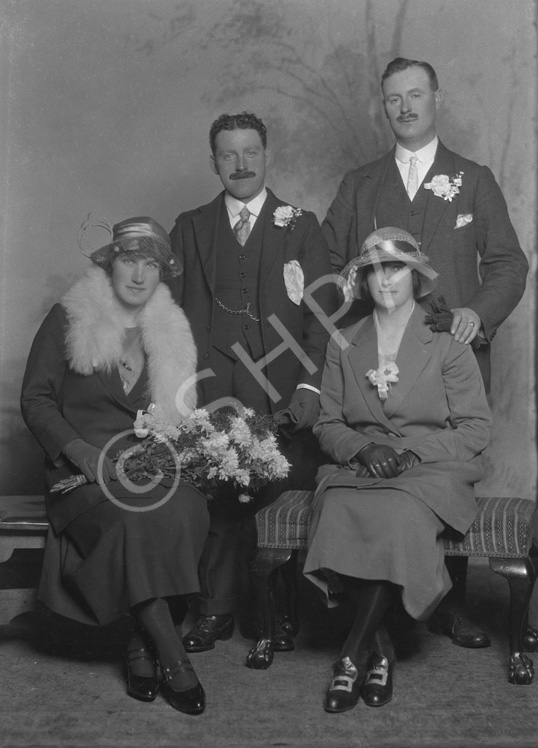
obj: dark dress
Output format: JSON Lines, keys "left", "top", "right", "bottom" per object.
{"left": 21, "top": 303, "right": 210, "bottom": 626}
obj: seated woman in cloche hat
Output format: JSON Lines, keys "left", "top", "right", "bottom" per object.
{"left": 303, "top": 227, "right": 492, "bottom": 713}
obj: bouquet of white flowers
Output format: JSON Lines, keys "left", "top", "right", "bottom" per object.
{"left": 52, "top": 406, "right": 290, "bottom": 502}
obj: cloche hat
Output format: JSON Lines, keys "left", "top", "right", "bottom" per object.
{"left": 78, "top": 215, "right": 182, "bottom": 278}
{"left": 338, "top": 227, "right": 438, "bottom": 301}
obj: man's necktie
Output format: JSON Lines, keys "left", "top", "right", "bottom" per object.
{"left": 407, "top": 155, "right": 419, "bottom": 200}
{"left": 234, "top": 205, "right": 251, "bottom": 246}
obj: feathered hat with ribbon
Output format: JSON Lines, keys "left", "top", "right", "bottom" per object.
{"left": 77, "top": 214, "right": 182, "bottom": 278}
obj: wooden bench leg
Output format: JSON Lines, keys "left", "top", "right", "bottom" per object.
{"left": 489, "top": 555, "right": 537, "bottom": 684}
{"left": 274, "top": 551, "right": 300, "bottom": 651}
{"left": 246, "top": 547, "right": 294, "bottom": 670}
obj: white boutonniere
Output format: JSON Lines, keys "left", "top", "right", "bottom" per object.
{"left": 283, "top": 260, "right": 304, "bottom": 305}
{"left": 366, "top": 362, "right": 399, "bottom": 400}
{"left": 424, "top": 172, "right": 464, "bottom": 202}
{"left": 273, "top": 205, "right": 302, "bottom": 230}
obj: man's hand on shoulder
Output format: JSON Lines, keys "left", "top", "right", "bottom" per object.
{"left": 425, "top": 297, "right": 482, "bottom": 346}
{"left": 450, "top": 307, "right": 481, "bottom": 345}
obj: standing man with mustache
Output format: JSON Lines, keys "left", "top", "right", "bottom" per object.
{"left": 322, "top": 57, "right": 528, "bottom": 649}
{"left": 169, "top": 112, "right": 336, "bottom": 654}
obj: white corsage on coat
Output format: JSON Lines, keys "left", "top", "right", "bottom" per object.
{"left": 283, "top": 260, "right": 304, "bottom": 305}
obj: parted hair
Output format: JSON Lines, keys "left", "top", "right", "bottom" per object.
{"left": 381, "top": 57, "right": 439, "bottom": 92}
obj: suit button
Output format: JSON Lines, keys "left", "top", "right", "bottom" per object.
{"left": 239, "top": 254, "right": 246, "bottom": 260}
{"left": 206, "top": 325, "right": 211, "bottom": 331}
{"left": 203, "top": 353, "right": 209, "bottom": 360}
{"left": 244, "top": 324, "right": 250, "bottom": 331}
{"left": 240, "top": 272, "right": 246, "bottom": 278}
{"left": 242, "top": 288, "right": 248, "bottom": 294}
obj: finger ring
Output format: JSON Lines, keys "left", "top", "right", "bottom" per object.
{"left": 469, "top": 322, "right": 475, "bottom": 326}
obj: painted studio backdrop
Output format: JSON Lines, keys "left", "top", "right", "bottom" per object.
{"left": 0, "top": 0, "right": 536, "bottom": 498}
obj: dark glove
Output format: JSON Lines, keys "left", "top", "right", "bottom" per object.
{"left": 397, "top": 450, "right": 420, "bottom": 474}
{"left": 356, "top": 443, "right": 401, "bottom": 479}
{"left": 63, "top": 438, "right": 116, "bottom": 483}
{"left": 424, "top": 295, "right": 453, "bottom": 332}
{"left": 274, "top": 388, "right": 320, "bottom": 437}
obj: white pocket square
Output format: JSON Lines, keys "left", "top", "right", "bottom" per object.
{"left": 283, "top": 260, "right": 304, "bottom": 305}
{"left": 455, "top": 213, "right": 473, "bottom": 229}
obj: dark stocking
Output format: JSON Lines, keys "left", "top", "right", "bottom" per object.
{"left": 127, "top": 624, "right": 155, "bottom": 678}
{"left": 132, "top": 598, "right": 197, "bottom": 692}
{"left": 372, "top": 623, "right": 395, "bottom": 663}
{"left": 339, "top": 577, "right": 395, "bottom": 666}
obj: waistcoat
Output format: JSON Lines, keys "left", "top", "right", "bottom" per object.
{"left": 213, "top": 205, "right": 265, "bottom": 361}
{"left": 375, "top": 158, "right": 432, "bottom": 247}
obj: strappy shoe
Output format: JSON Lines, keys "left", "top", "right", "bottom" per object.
{"left": 161, "top": 659, "right": 205, "bottom": 715}
{"left": 324, "top": 656, "right": 362, "bottom": 713}
{"left": 361, "top": 652, "right": 394, "bottom": 707}
{"left": 126, "top": 647, "right": 159, "bottom": 702}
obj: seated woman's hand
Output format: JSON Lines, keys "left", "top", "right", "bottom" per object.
{"left": 63, "top": 438, "right": 117, "bottom": 483}
{"left": 356, "top": 444, "right": 401, "bottom": 479}
{"left": 397, "top": 450, "right": 420, "bottom": 474}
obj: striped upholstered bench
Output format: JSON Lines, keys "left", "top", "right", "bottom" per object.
{"left": 247, "top": 491, "right": 538, "bottom": 684}
{"left": 0, "top": 496, "right": 48, "bottom": 624}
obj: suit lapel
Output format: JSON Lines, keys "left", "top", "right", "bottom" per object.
{"left": 362, "top": 149, "right": 395, "bottom": 234}
{"left": 192, "top": 193, "right": 224, "bottom": 292}
{"left": 347, "top": 317, "right": 400, "bottom": 434}
{"left": 382, "top": 306, "right": 433, "bottom": 419}
{"left": 420, "top": 141, "right": 456, "bottom": 254}
{"left": 259, "top": 190, "right": 286, "bottom": 289}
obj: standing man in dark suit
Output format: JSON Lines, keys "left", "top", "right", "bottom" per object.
{"left": 322, "top": 58, "right": 528, "bottom": 648}
{"left": 169, "top": 112, "right": 337, "bottom": 653}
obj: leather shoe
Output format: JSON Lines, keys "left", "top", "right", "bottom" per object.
{"left": 324, "top": 656, "right": 362, "bottom": 713}
{"left": 126, "top": 647, "right": 159, "bottom": 702}
{"left": 273, "top": 618, "right": 295, "bottom": 652}
{"left": 161, "top": 660, "right": 205, "bottom": 715}
{"left": 428, "top": 606, "right": 490, "bottom": 648}
{"left": 183, "top": 614, "right": 234, "bottom": 653}
{"left": 361, "top": 653, "right": 394, "bottom": 707}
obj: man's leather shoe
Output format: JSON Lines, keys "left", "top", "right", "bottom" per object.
{"left": 428, "top": 607, "right": 490, "bottom": 648}
{"left": 183, "top": 614, "right": 234, "bottom": 653}
{"left": 361, "top": 653, "right": 394, "bottom": 707}
{"left": 126, "top": 647, "right": 159, "bottom": 702}
{"left": 324, "top": 656, "right": 362, "bottom": 713}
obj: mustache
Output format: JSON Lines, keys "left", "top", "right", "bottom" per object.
{"left": 397, "top": 114, "right": 418, "bottom": 122}
{"left": 229, "top": 171, "right": 256, "bottom": 180}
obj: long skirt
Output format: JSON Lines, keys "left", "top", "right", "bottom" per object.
{"left": 38, "top": 482, "right": 210, "bottom": 626}
{"left": 303, "top": 485, "right": 451, "bottom": 621}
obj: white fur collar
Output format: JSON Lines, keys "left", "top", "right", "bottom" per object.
{"left": 62, "top": 267, "right": 197, "bottom": 423}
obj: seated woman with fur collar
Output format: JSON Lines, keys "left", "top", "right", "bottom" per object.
{"left": 21, "top": 216, "right": 209, "bottom": 715}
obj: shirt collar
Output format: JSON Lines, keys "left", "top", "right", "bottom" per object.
{"left": 225, "top": 188, "right": 268, "bottom": 219}
{"left": 395, "top": 136, "right": 438, "bottom": 164}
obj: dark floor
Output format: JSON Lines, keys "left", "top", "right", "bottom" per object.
{"left": 1, "top": 557, "right": 538, "bottom": 748}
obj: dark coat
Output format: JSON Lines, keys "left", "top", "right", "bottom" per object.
{"left": 169, "top": 189, "right": 338, "bottom": 412}
{"left": 20, "top": 304, "right": 153, "bottom": 534}
{"left": 322, "top": 141, "right": 529, "bottom": 388}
